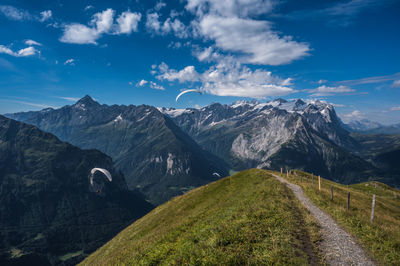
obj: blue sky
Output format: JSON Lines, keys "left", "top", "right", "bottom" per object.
{"left": 0, "top": 0, "right": 399, "bottom": 124}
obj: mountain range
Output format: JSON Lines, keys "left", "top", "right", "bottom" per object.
{"left": 6, "top": 96, "right": 400, "bottom": 192}
{"left": 161, "top": 99, "right": 380, "bottom": 184}
{"left": 7, "top": 96, "right": 228, "bottom": 205}
{"left": 0, "top": 115, "right": 152, "bottom": 265}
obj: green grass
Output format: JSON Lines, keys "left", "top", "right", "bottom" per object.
{"left": 275, "top": 170, "right": 400, "bottom": 266}
{"left": 81, "top": 169, "right": 322, "bottom": 265}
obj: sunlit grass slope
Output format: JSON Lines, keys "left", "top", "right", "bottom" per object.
{"left": 276, "top": 170, "right": 400, "bottom": 265}
{"left": 81, "top": 169, "right": 321, "bottom": 265}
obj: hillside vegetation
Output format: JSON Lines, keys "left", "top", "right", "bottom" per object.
{"left": 81, "top": 169, "right": 322, "bottom": 265}
{"left": 279, "top": 170, "right": 400, "bottom": 265}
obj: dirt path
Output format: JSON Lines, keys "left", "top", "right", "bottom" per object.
{"left": 271, "top": 173, "right": 375, "bottom": 266}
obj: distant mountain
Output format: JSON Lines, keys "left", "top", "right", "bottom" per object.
{"left": 7, "top": 96, "right": 228, "bottom": 205}
{"left": 0, "top": 115, "right": 153, "bottom": 265}
{"left": 160, "top": 99, "right": 378, "bottom": 184}
{"left": 362, "top": 124, "right": 400, "bottom": 135}
{"left": 345, "top": 119, "right": 400, "bottom": 134}
{"left": 345, "top": 119, "right": 383, "bottom": 132}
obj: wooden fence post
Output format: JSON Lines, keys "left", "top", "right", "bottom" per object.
{"left": 371, "top": 194, "right": 376, "bottom": 224}
{"left": 330, "top": 186, "right": 333, "bottom": 200}
{"left": 281, "top": 167, "right": 283, "bottom": 174}
{"left": 347, "top": 192, "right": 350, "bottom": 210}
{"left": 286, "top": 169, "right": 288, "bottom": 178}
{"left": 318, "top": 176, "right": 321, "bottom": 191}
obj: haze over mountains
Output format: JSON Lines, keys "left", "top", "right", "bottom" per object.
{"left": 7, "top": 96, "right": 400, "bottom": 189}
{"left": 0, "top": 115, "right": 152, "bottom": 265}
{"left": 345, "top": 119, "right": 400, "bottom": 134}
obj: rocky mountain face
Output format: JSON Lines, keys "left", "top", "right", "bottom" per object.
{"left": 160, "top": 99, "right": 379, "bottom": 184}
{"left": 7, "top": 96, "right": 228, "bottom": 205}
{"left": 0, "top": 115, "right": 153, "bottom": 265}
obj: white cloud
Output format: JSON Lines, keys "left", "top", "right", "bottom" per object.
{"left": 168, "top": 41, "right": 182, "bottom": 49}
{"left": 0, "top": 45, "right": 38, "bottom": 57}
{"left": 157, "top": 65, "right": 200, "bottom": 83}
{"left": 60, "top": 9, "right": 141, "bottom": 44}
{"left": 146, "top": 12, "right": 189, "bottom": 38}
{"left": 60, "top": 23, "right": 100, "bottom": 44}
{"left": 85, "top": 5, "right": 94, "bottom": 11}
{"left": 155, "top": 60, "right": 294, "bottom": 98}
{"left": 25, "top": 39, "right": 42, "bottom": 46}
{"left": 116, "top": 11, "right": 141, "bottom": 34}
{"left": 196, "top": 15, "right": 309, "bottom": 65}
{"left": 308, "top": 85, "right": 355, "bottom": 96}
{"left": 0, "top": 5, "right": 31, "bottom": 21}
{"left": 186, "top": 0, "right": 276, "bottom": 18}
{"left": 0, "top": 5, "right": 52, "bottom": 23}
{"left": 137, "top": 79, "right": 148, "bottom": 86}
{"left": 154, "top": 1, "right": 167, "bottom": 11}
{"left": 135, "top": 79, "right": 165, "bottom": 90}
{"left": 149, "top": 81, "right": 165, "bottom": 90}
{"left": 17, "top": 47, "right": 37, "bottom": 56}
{"left": 390, "top": 106, "right": 400, "bottom": 111}
{"left": 185, "top": 0, "right": 309, "bottom": 66}
{"left": 92, "top": 8, "right": 114, "bottom": 33}
{"left": 64, "top": 58, "right": 75, "bottom": 65}
{"left": 391, "top": 80, "right": 400, "bottom": 88}
{"left": 40, "top": 10, "right": 52, "bottom": 22}
{"left": 146, "top": 13, "right": 161, "bottom": 32}
{"left": 341, "top": 110, "right": 365, "bottom": 122}
{"left": 317, "top": 79, "right": 327, "bottom": 84}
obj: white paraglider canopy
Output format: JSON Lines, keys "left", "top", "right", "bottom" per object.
{"left": 176, "top": 89, "right": 202, "bottom": 102}
{"left": 90, "top": 168, "right": 112, "bottom": 186}
{"left": 212, "top": 172, "right": 221, "bottom": 178}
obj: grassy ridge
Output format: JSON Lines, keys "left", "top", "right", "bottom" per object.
{"left": 81, "top": 169, "right": 322, "bottom": 265}
{"left": 277, "top": 170, "right": 400, "bottom": 265}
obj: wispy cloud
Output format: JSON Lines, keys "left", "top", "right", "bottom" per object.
{"left": 390, "top": 106, "right": 400, "bottom": 111}
{"left": 57, "top": 97, "right": 80, "bottom": 102}
{"left": 0, "top": 5, "right": 52, "bottom": 22}
{"left": 149, "top": 81, "right": 165, "bottom": 90}
{"left": 338, "top": 72, "right": 400, "bottom": 86}
{"left": 307, "top": 85, "right": 355, "bottom": 96}
{"left": 391, "top": 80, "right": 400, "bottom": 88}
{"left": 280, "top": 0, "right": 392, "bottom": 26}
{"left": 39, "top": 10, "right": 52, "bottom": 22}
{"left": 10, "top": 100, "right": 57, "bottom": 109}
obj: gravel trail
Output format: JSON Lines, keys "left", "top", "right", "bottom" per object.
{"left": 271, "top": 173, "right": 375, "bottom": 266}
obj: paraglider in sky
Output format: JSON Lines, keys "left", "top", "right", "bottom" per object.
{"left": 89, "top": 168, "right": 112, "bottom": 194}
{"left": 212, "top": 172, "right": 221, "bottom": 178}
{"left": 175, "top": 89, "right": 202, "bottom": 102}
